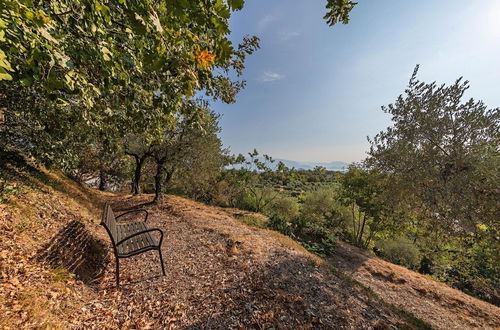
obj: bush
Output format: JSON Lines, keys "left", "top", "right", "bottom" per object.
{"left": 268, "top": 215, "right": 305, "bottom": 238}
{"left": 375, "top": 237, "right": 420, "bottom": 269}
{"left": 300, "top": 189, "right": 346, "bottom": 229}
{"left": 300, "top": 224, "right": 337, "bottom": 256}
{"left": 210, "top": 180, "right": 241, "bottom": 207}
{"left": 301, "top": 189, "right": 335, "bottom": 220}
{"left": 233, "top": 190, "right": 257, "bottom": 212}
{"left": 266, "top": 195, "right": 299, "bottom": 220}
{"left": 302, "top": 234, "right": 336, "bottom": 256}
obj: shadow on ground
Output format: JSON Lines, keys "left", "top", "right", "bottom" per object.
{"left": 36, "top": 220, "right": 110, "bottom": 284}
{"left": 190, "top": 254, "right": 430, "bottom": 329}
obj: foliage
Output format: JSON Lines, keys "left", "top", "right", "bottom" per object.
{"left": 236, "top": 215, "right": 268, "bottom": 229}
{"left": 0, "top": 0, "right": 259, "bottom": 170}
{"left": 338, "top": 165, "right": 394, "bottom": 248}
{"left": 229, "top": 150, "right": 288, "bottom": 212}
{"left": 123, "top": 134, "right": 153, "bottom": 195}
{"left": 375, "top": 237, "right": 421, "bottom": 270}
{"left": 368, "top": 65, "right": 499, "bottom": 236}
{"left": 210, "top": 178, "right": 244, "bottom": 208}
{"left": 427, "top": 231, "right": 500, "bottom": 305}
{"left": 70, "top": 141, "right": 128, "bottom": 190}
{"left": 0, "top": 0, "right": 255, "bottom": 99}
{"left": 267, "top": 195, "right": 300, "bottom": 220}
{"left": 147, "top": 101, "right": 215, "bottom": 201}
{"left": 324, "top": 0, "right": 357, "bottom": 25}
{"left": 267, "top": 214, "right": 305, "bottom": 239}
{"left": 301, "top": 233, "right": 336, "bottom": 257}
{"left": 367, "top": 66, "right": 500, "bottom": 305}
{"left": 167, "top": 111, "right": 230, "bottom": 202}
{"left": 301, "top": 189, "right": 344, "bottom": 229}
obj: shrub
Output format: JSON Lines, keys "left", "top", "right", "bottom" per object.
{"left": 375, "top": 237, "right": 420, "bottom": 269}
{"left": 211, "top": 180, "right": 241, "bottom": 207}
{"left": 301, "top": 226, "right": 337, "bottom": 256}
{"left": 267, "top": 215, "right": 305, "bottom": 237}
{"left": 233, "top": 190, "right": 257, "bottom": 211}
{"left": 266, "top": 195, "right": 299, "bottom": 220}
{"left": 301, "top": 189, "right": 335, "bottom": 220}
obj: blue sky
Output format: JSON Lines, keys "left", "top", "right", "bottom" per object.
{"left": 213, "top": 0, "right": 500, "bottom": 163}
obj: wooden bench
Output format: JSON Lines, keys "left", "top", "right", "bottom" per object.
{"left": 100, "top": 202, "right": 165, "bottom": 288}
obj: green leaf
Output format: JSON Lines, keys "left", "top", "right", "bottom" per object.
{"left": 0, "top": 68, "right": 12, "bottom": 80}
{"left": 0, "top": 50, "right": 13, "bottom": 71}
{"left": 20, "top": 76, "right": 34, "bottom": 86}
{"left": 101, "top": 46, "right": 112, "bottom": 61}
{"left": 228, "top": 0, "right": 244, "bottom": 10}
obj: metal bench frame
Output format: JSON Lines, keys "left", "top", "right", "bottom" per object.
{"left": 100, "top": 202, "right": 165, "bottom": 288}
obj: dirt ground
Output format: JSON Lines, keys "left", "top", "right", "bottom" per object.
{"left": 2, "top": 165, "right": 498, "bottom": 329}
{"left": 329, "top": 241, "right": 500, "bottom": 330}
{"left": 80, "top": 195, "right": 428, "bottom": 329}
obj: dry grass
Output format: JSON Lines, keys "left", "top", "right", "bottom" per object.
{"left": 3, "top": 154, "right": 495, "bottom": 328}
{"left": 0, "top": 155, "right": 108, "bottom": 328}
{"left": 330, "top": 241, "right": 500, "bottom": 329}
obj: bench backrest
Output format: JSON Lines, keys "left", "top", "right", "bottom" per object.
{"left": 101, "top": 203, "right": 117, "bottom": 243}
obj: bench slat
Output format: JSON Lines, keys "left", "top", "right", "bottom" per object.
{"left": 114, "top": 221, "right": 158, "bottom": 256}
{"left": 100, "top": 203, "right": 165, "bottom": 288}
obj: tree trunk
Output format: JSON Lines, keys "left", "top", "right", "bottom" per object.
{"left": 98, "top": 170, "right": 106, "bottom": 191}
{"left": 131, "top": 156, "right": 145, "bottom": 195}
{"left": 154, "top": 160, "right": 166, "bottom": 202}
{"left": 357, "top": 212, "right": 367, "bottom": 247}
{"left": 351, "top": 203, "right": 357, "bottom": 242}
{"left": 166, "top": 169, "right": 175, "bottom": 184}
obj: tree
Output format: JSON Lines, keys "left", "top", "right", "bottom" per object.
{"left": 149, "top": 100, "right": 221, "bottom": 202}
{"left": 123, "top": 135, "right": 152, "bottom": 195}
{"left": 168, "top": 111, "right": 230, "bottom": 202}
{"left": 150, "top": 118, "right": 189, "bottom": 202}
{"left": 0, "top": 0, "right": 355, "bottom": 173}
{"left": 367, "top": 66, "right": 499, "bottom": 236}
{"left": 0, "top": 1, "right": 256, "bottom": 101}
{"left": 233, "top": 150, "right": 287, "bottom": 213}
{"left": 0, "top": 0, "right": 260, "bottom": 169}
{"left": 339, "top": 165, "right": 393, "bottom": 248}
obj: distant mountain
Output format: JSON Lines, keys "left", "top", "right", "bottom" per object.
{"left": 275, "top": 159, "right": 350, "bottom": 171}
{"left": 229, "top": 158, "right": 350, "bottom": 172}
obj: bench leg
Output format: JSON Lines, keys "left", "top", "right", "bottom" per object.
{"left": 158, "top": 249, "right": 166, "bottom": 276}
{"left": 115, "top": 258, "right": 120, "bottom": 289}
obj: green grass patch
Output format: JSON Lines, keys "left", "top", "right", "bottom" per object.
{"left": 236, "top": 215, "right": 268, "bottom": 228}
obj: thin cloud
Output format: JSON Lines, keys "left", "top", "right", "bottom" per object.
{"left": 278, "top": 31, "right": 301, "bottom": 41}
{"left": 257, "top": 14, "right": 277, "bottom": 31}
{"left": 259, "top": 71, "right": 285, "bottom": 82}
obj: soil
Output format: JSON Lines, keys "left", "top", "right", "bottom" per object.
{"left": 329, "top": 241, "right": 500, "bottom": 330}
{"left": 81, "top": 195, "right": 427, "bottom": 329}
{"left": 2, "top": 162, "right": 498, "bottom": 329}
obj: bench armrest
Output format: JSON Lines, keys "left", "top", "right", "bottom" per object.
{"left": 116, "top": 209, "right": 149, "bottom": 222}
{"left": 115, "top": 228, "right": 164, "bottom": 247}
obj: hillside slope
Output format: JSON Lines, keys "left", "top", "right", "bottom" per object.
{"left": 330, "top": 242, "right": 500, "bottom": 329}
{"left": 1, "top": 154, "right": 498, "bottom": 329}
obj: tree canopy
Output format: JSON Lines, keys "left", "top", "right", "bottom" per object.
{"left": 368, "top": 65, "right": 499, "bottom": 237}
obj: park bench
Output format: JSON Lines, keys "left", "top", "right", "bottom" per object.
{"left": 101, "top": 202, "right": 165, "bottom": 288}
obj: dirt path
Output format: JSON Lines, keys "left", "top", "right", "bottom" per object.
{"left": 81, "top": 195, "right": 425, "bottom": 329}
{"left": 329, "top": 241, "right": 500, "bottom": 330}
